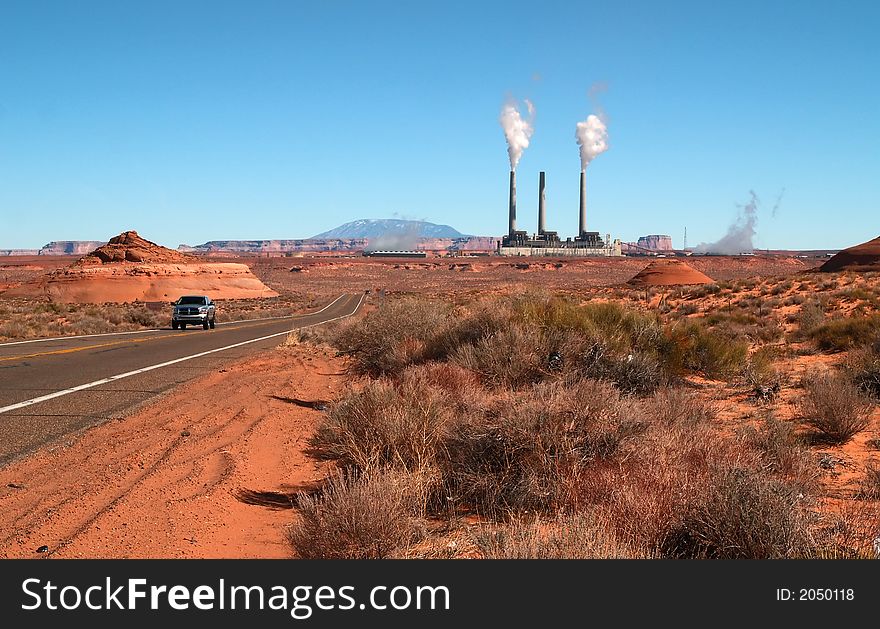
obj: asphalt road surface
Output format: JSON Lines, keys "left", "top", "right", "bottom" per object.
{"left": 0, "top": 293, "right": 362, "bottom": 467}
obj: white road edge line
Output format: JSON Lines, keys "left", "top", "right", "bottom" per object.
{"left": 0, "top": 292, "right": 363, "bottom": 416}
{"left": 0, "top": 294, "right": 348, "bottom": 347}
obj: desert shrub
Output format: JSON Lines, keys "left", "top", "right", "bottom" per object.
{"left": 672, "top": 320, "right": 749, "bottom": 379}
{"left": 442, "top": 379, "right": 645, "bottom": 515}
{"left": 287, "top": 470, "right": 426, "bottom": 559}
{"left": 582, "top": 423, "right": 746, "bottom": 553}
{"left": 770, "top": 280, "right": 793, "bottom": 296}
{"left": 449, "top": 324, "right": 548, "bottom": 389}
{"left": 34, "top": 301, "right": 67, "bottom": 315}
{"left": 676, "top": 302, "right": 699, "bottom": 317}
{"left": 422, "top": 305, "right": 509, "bottom": 361}
{"left": 310, "top": 377, "right": 451, "bottom": 473}
{"left": 644, "top": 387, "right": 713, "bottom": 426}
{"left": 857, "top": 465, "right": 880, "bottom": 500}
{"left": 798, "top": 372, "right": 873, "bottom": 444}
{"left": 844, "top": 343, "right": 880, "bottom": 399}
{"left": 796, "top": 300, "right": 826, "bottom": 335}
{"left": 0, "top": 319, "right": 29, "bottom": 339}
{"left": 739, "top": 414, "right": 816, "bottom": 489}
{"left": 704, "top": 311, "right": 782, "bottom": 343}
{"left": 66, "top": 314, "right": 117, "bottom": 335}
{"left": 743, "top": 346, "right": 781, "bottom": 391}
{"left": 332, "top": 297, "right": 449, "bottom": 376}
{"left": 474, "top": 512, "right": 646, "bottom": 559}
{"left": 660, "top": 466, "right": 813, "bottom": 559}
{"left": 126, "top": 307, "right": 161, "bottom": 328}
{"left": 809, "top": 314, "right": 880, "bottom": 352}
{"left": 783, "top": 294, "right": 805, "bottom": 306}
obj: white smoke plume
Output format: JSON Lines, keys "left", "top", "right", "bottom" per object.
{"left": 575, "top": 114, "right": 608, "bottom": 171}
{"left": 499, "top": 99, "right": 534, "bottom": 171}
{"left": 695, "top": 190, "right": 760, "bottom": 255}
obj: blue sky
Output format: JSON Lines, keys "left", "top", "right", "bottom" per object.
{"left": 1, "top": 0, "right": 878, "bottom": 249}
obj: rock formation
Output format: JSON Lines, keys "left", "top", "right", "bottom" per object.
{"left": 3, "top": 231, "right": 278, "bottom": 303}
{"left": 820, "top": 235, "right": 880, "bottom": 272}
{"left": 627, "top": 259, "right": 714, "bottom": 286}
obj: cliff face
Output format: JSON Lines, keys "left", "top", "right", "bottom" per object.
{"left": 39, "top": 241, "right": 106, "bottom": 255}
{"left": 636, "top": 235, "right": 674, "bottom": 251}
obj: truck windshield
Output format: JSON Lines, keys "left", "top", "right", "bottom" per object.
{"left": 177, "top": 296, "right": 206, "bottom": 305}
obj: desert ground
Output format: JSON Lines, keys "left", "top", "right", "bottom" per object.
{"left": 2, "top": 245, "right": 880, "bottom": 558}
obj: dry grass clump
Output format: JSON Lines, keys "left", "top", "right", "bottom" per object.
{"left": 442, "top": 379, "right": 645, "bottom": 516}
{"left": 809, "top": 314, "right": 880, "bottom": 352}
{"left": 643, "top": 387, "right": 714, "bottom": 426}
{"left": 333, "top": 297, "right": 449, "bottom": 376}
{"left": 309, "top": 376, "right": 451, "bottom": 473}
{"left": 474, "top": 512, "right": 649, "bottom": 559}
{"left": 844, "top": 341, "right": 880, "bottom": 400}
{"left": 671, "top": 320, "right": 750, "bottom": 379}
{"left": 738, "top": 414, "right": 817, "bottom": 490}
{"left": 287, "top": 470, "right": 427, "bottom": 559}
{"left": 0, "top": 300, "right": 164, "bottom": 340}
{"left": 798, "top": 372, "right": 873, "bottom": 444}
{"left": 331, "top": 294, "right": 750, "bottom": 387}
{"left": 659, "top": 466, "right": 814, "bottom": 559}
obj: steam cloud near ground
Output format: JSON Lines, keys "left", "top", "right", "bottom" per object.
{"left": 695, "top": 191, "right": 761, "bottom": 255}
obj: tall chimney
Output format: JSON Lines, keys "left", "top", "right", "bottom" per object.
{"left": 578, "top": 170, "right": 587, "bottom": 236}
{"left": 537, "top": 171, "right": 546, "bottom": 235}
{"left": 508, "top": 170, "right": 517, "bottom": 236}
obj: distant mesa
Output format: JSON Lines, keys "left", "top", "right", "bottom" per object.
{"left": 40, "top": 240, "right": 106, "bottom": 256}
{"left": 636, "top": 235, "right": 673, "bottom": 251}
{"left": 819, "top": 235, "right": 880, "bottom": 272}
{"left": 627, "top": 259, "right": 714, "bottom": 287}
{"left": 312, "top": 219, "right": 468, "bottom": 240}
{"left": 0, "top": 240, "right": 106, "bottom": 257}
{"left": 3, "top": 230, "right": 277, "bottom": 303}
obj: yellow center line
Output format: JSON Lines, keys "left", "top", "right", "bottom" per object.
{"left": 0, "top": 311, "right": 335, "bottom": 363}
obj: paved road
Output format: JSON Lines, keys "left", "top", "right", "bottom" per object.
{"left": 0, "top": 293, "right": 362, "bottom": 466}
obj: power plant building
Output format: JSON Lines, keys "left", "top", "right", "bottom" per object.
{"left": 499, "top": 170, "right": 621, "bottom": 257}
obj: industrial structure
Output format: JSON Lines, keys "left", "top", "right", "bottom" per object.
{"left": 498, "top": 170, "right": 621, "bottom": 257}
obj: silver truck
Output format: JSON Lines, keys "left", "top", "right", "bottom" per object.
{"left": 171, "top": 295, "right": 216, "bottom": 330}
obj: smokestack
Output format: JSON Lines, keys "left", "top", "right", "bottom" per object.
{"left": 578, "top": 170, "right": 587, "bottom": 236}
{"left": 537, "top": 171, "right": 546, "bottom": 235}
{"left": 508, "top": 170, "right": 517, "bottom": 236}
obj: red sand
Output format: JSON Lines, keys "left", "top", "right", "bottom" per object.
{"left": 820, "top": 235, "right": 880, "bottom": 272}
{"left": 0, "top": 343, "right": 341, "bottom": 558}
{"left": 627, "top": 259, "right": 714, "bottom": 286}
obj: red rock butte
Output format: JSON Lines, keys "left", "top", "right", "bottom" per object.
{"left": 627, "top": 258, "right": 714, "bottom": 287}
{"left": 820, "top": 235, "right": 880, "bottom": 272}
{"left": 3, "top": 231, "right": 279, "bottom": 303}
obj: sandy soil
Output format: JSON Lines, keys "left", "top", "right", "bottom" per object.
{"left": 0, "top": 341, "right": 343, "bottom": 559}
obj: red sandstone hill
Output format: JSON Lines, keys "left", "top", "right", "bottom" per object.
{"left": 76, "top": 231, "right": 193, "bottom": 265}
{"left": 3, "top": 231, "right": 278, "bottom": 303}
{"left": 820, "top": 235, "right": 880, "bottom": 272}
{"left": 627, "top": 259, "right": 714, "bottom": 287}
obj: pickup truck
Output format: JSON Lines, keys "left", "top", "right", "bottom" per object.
{"left": 171, "top": 295, "right": 216, "bottom": 330}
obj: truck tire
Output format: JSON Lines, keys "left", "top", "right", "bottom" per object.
{"left": 172, "top": 321, "right": 179, "bottom": 330}
{"left": 209, "top": 317, "right": 215, "bottom": 329}
{"left": 180, "top": 323, "right": 187, "bottom": 330}
{"left": 203, "top": 319, "right": 209, "bottom": 330}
